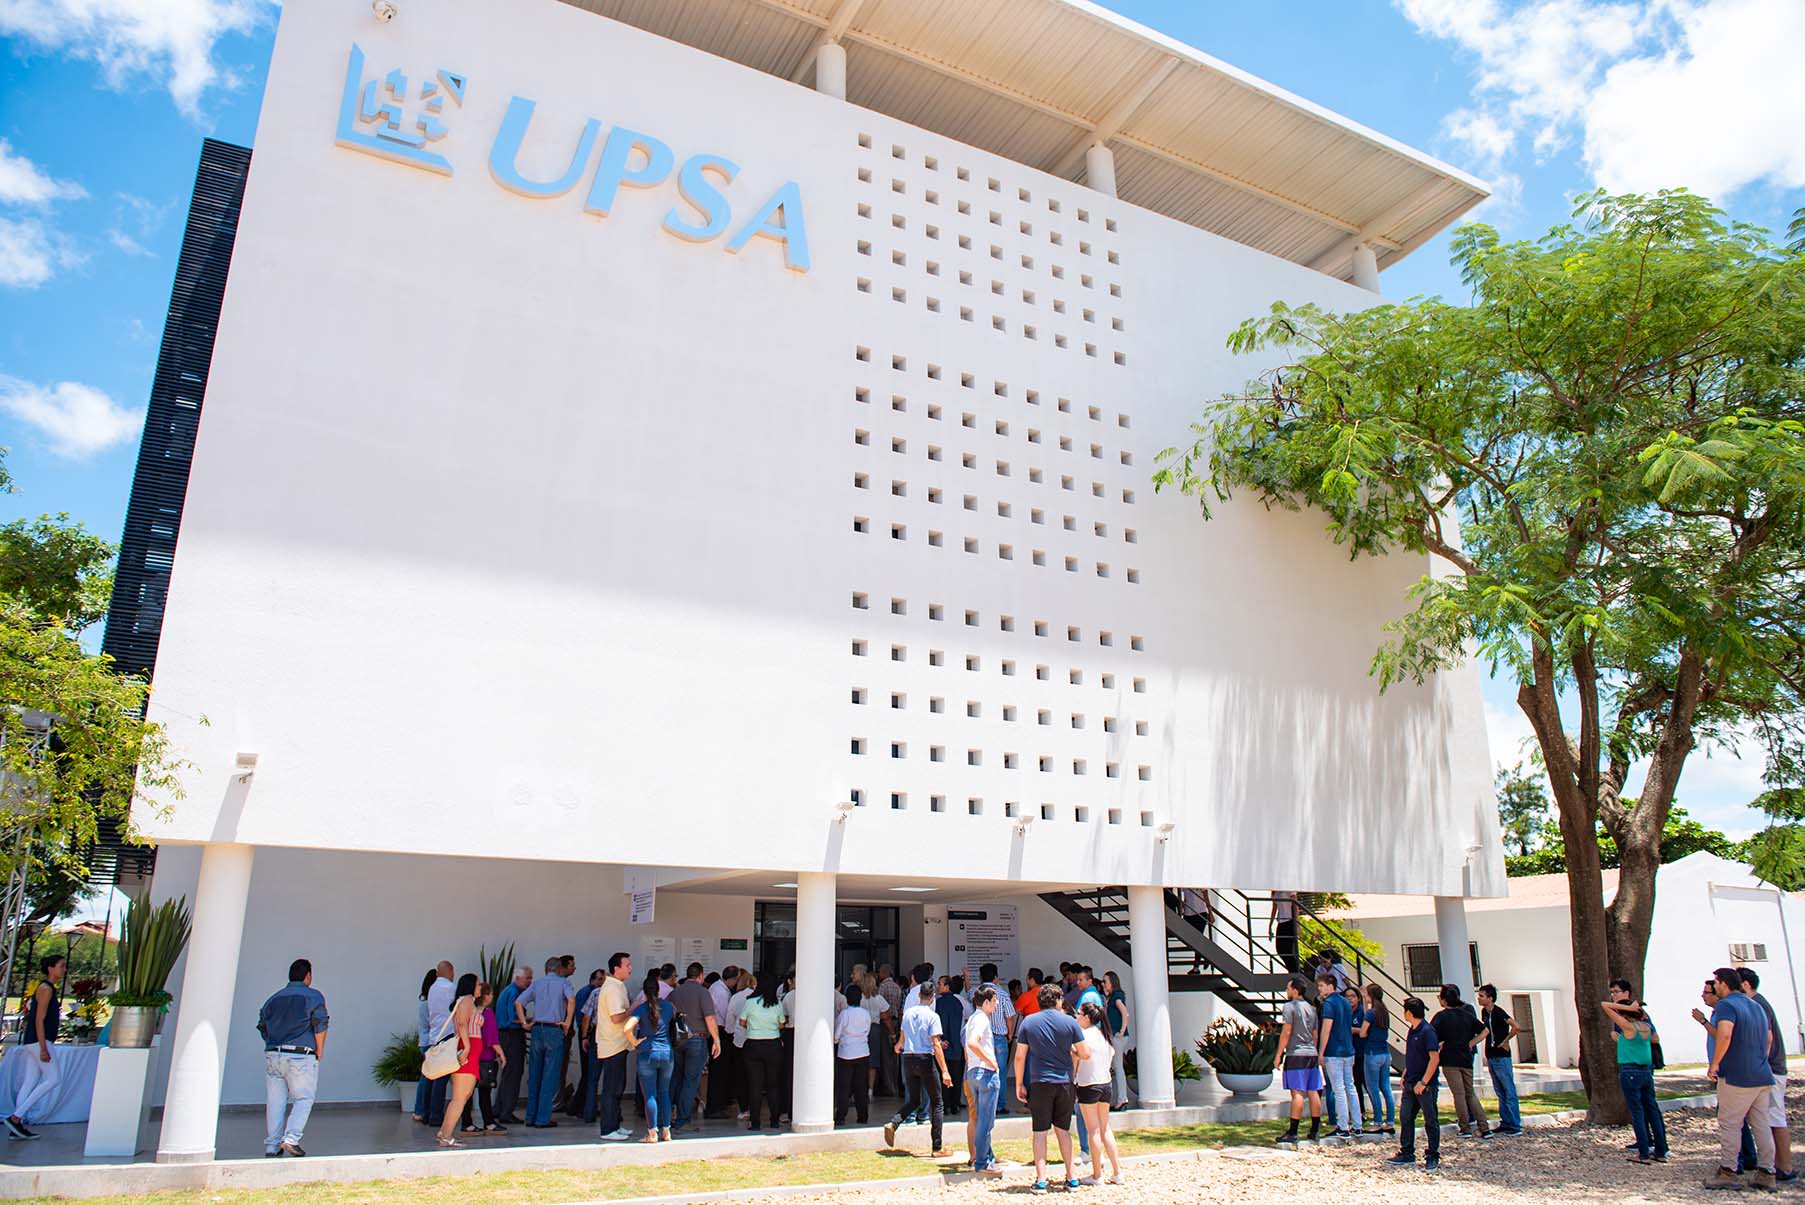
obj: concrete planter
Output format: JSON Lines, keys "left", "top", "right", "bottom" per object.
{"left": 1216, "top": 1071, "right": 1273, "bottom": 1097}
{"left": 398, "top": 1080, "right": 417, "bottom": 1111}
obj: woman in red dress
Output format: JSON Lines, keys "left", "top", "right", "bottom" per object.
{"left": 436, "top": 973, "right": 482, "bottom": 1147}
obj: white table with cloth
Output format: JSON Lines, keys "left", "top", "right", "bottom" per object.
{"left": 0, "top": 1042, "right": 102, "bottom": 1124}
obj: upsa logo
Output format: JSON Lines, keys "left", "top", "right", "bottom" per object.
{"left": 334, "top": 43, "right": 810, "bottom": 272}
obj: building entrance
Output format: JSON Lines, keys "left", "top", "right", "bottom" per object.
{"left": 753, "top": 902, "right": 898, "bottom": 983}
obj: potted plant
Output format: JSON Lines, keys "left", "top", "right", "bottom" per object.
{"left": 106, "top": 893, "right": 193, "bottom": 1048}
{"left": 1171, "top": 1047, "right": 1204, "bottom": 1104}
{"left": 1196, "top": 1017, "right": 1280, "bottom": 1097}
{"left": 373, "top": 1031, "right": 424, "bottom": 1110}
{"left": 66, "top": 978, "right": 107, "bottom": 1043}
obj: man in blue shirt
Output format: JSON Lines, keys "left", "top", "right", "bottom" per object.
{"left": 256, "top": 958, "right": 329, "bottom": 1158}
{"left": 1386, "top": 996, "right": 1442, "bottom": 1172}
{"left": 1013, "top": 984, "right": 1086, "bottom": 1193}
{"left": 1707, "top": 966, "right": 1776, "bottom": 1190}
{"left": 884, "top": 982, "right": 953, "bottom": 1155}
{"left": 493, "top": 965, "right": 531, "bottom": 1123}
{"left": 520, "top": 956, "right": 575, "bottom": 1128}
{"left": 1317, "top": 971, "right": 1358, "bottom": 1137}
{"left": 935, "top": 978, "right": 967, "bottom": 1117}
{"left": 568, "top": 968, "right": 604, "bottom": 1119}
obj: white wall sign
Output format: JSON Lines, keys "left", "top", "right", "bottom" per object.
{"left": 629, "top": 887, "right": 655, "bottom": 925}
{"left": 948, "top": 905, "right": 1020, "bottom": 986}
{"left": 640, "top": 934, "right": 676, "bottom": 967}
{"left": 679, "top": 937, "right": 710, "bottom": 966}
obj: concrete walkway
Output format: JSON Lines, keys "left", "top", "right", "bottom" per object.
{"left": 0, "top": 1085, "right": 1289, "bottom": 1199}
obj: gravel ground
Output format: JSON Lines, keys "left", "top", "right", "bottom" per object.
{"left": 768, "top": 1090, "right": 1800, "bottom": 1203}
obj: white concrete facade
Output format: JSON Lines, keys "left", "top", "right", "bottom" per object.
{"left": 131, "top": 0, "right": 1506, "bottom": 1155}
{"left": 1348, "top": 853, "right": 1805, "bottom": 1068}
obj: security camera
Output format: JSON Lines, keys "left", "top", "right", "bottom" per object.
{"left": 1012, "top": 816, "right": 1035, "bottom": 836}
{"left": 372, "top": 0, "right": 397, "bottom": 22}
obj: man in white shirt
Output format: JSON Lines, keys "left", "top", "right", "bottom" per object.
{"left": 421, "top": 960, "right": 455, "bottom": 1126}
{"left": 726, "top": 974, "right": 755, "bottom": 1120}
{"left": 704, "top": 967, "right": 737, "bottom": 1120}
{"left": 977, "top": 964, "right": 1016, "bottom": 1115}
{"left": 590, "top": 952, "right": 634, "bottom": 1141}
{"left": 963, "top": 986, "right": 1003, "bottom": 1173}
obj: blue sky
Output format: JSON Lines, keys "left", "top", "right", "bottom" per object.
{"left": 1, "top": 0, "right": 1802, "bottom": 838}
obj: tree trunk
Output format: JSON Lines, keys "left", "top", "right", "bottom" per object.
{"left": 1519, "top": 672, "right": 1628, "bottom": 1124}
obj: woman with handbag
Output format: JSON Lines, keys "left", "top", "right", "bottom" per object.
{"left": 628, "top": 970, "right": 677, "bottom": 1142}
{"left": 434, "top": 973, "right": 482, "bottom": 1147}
{"left": 461, "top": 981, "right": 507, "bottom": 1134}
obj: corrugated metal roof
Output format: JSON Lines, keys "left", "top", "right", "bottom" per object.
{"left": 555, "top": 0, "right": 1489, "bottom": 282}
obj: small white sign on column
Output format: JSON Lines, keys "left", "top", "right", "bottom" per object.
{"left": 85, "top": 1044, "right": 155, "bottom": 1157}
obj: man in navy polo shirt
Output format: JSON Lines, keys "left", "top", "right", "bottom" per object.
{"left": 1706, "top": 966, "right": 1776, "bottom": 1190}
{"left": 1386, "top": 996, "right": 1442, "bottom": 1172}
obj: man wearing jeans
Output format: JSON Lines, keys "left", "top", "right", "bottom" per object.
{"left": 1317, "top": 971, "right": 1358, "bottom": 1136}
{"left": 592, "top": 951, "right": 634, "bottom": 1141}
{"left": 669, "top": 962, "right": 721, "bottom": 1133}
{"left": 883, "top": 982, "right": 952, "bottom": 1155}
{"left": 1705, "top": 965, "right": 1776, "bottom": 1190}
{"left": 256, "top": 959, "right": 329, "bottom": 1158}
{"left": 977, "top": 964, "right": 1016, "bottom": 1116}
{"left": 1476, "top": 984, "right": 1523, "bottom": 1135}
{"left": 962, "top": 986, "right": 1002, "bottom": 1172}
{"left": 1387, "top": 996, "right": 1441, "bottom": 1171}
{"left": 520, "top": 955, "right": 574, "bottom": 1128}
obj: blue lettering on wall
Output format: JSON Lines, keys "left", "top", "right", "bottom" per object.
{"left": 332, "top": 47, "right": 810, "bottom": 273}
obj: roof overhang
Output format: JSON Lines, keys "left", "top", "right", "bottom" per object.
{"left": 555, "top": 0, "right": 1489, "bottom": 283}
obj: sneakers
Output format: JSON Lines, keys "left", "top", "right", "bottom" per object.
{"left": 1480, "top": 1129, "right": 1495, "bottom": 1140}
{"left": 599, "top": 1127, "right": 633, "bottom": 1142}
{"left": 1705, "top": 1166, "right": 1743, "bottom": 1190}
{"left": 4, "top": 1117, "right": 38, "bottom": 1141}
{"left": 1275, "top": 1130, "right": 1299, "bottom": 1145}
{"left": 1424, "top": 1157, "right": 1440, "bottom": 1172}
{"left": 1750, "top": 1170, "right": 1777, "bottom": 1192}
{"left": 1030, "top": 1180, "right": 1049, "bottom": 1195}
{"left": 1333, "top": 1129, "right": 1352, "bottom": 1140}
{"left": 1777, "top": 1171, "right": 1798, "bottom": 1183}
{"left": 1386, "top": 1153, "right": 1415, "bottom": 1166}
{"left": 1064, "top": 1179, "right": 1082, "bottom": 1191}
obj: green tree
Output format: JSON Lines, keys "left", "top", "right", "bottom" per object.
{"left": 1154, "top": 191, "right": 1805, "bottom": 1121}
{"left": 1744, "top": 787, "right": 1805, "bottom": 889}
{"left": 1495, "top": 760, "right": 1554, "bottom": 857}
{"left": 0, "top": 449, "right": 186, "bottom": 988}
{"left": 1503, "top": 803, "right": 1747, "bottom": 875}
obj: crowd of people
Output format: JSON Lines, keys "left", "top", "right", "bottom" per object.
{"left": 1267, "top": 960, "right": 1529, "bottom": 1168}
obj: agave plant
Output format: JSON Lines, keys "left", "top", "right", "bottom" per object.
{"left": 108, "top": 893, "right": 193, "bottom": 1008}
{"left": 478, "top": 942, "right": 516, "bottom": 995}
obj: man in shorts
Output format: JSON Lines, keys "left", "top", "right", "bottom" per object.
{"left": 1740, "top": 969, "right": 1795, "bottom": 1182}
{"left": 1273, "top": 973, "right": 1324, "bottom": 1144}
{"left": 1013, "top": 983, "right": 1086, "bottom": 1194}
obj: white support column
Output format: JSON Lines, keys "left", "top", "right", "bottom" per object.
{"left": 814, "top": 42, "right": 847, "bottom": 100}
{"left": 1084, "top": 143, "right": 1118, "bottom": 199}
{"left": 1433, "top": 895, "right": 1477, "bottom": 1004}
{"left": 790, "top": 871, "right": 837, "bottom": 1134}
{"left": 1127, "top": 885, "right": 1174, "bottom": 1109}
{"left": 156, "top": 842, "right": 255, "bottom": 1163}
{"left": 1350, "top": 242, "right": 1381, "bottom": 294}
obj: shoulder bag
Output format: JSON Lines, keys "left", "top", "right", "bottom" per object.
{"left": 421, "top": 1012, "right": 462, "bottom": 1080}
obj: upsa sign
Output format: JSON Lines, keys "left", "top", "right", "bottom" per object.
{"left": 333, "top": 44, "right": 811, "bottom": 272}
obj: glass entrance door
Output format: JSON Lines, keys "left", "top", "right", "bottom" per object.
{"left": 753, "top": 902, "right": 899, "bottom": 981}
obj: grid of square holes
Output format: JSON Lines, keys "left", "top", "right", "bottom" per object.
{"left": 853, "top": 133, "right": 1128, "bottom": 365}
{"left": 848, "top": 594, "right": 1155, "bottom": 824}
{"left": 849, "top": 346, "right": 1143, "bottom": 584}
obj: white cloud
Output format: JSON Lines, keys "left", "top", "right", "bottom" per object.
{"left": 1584, "top": 0, "right": 1805, "bottom": 196}
{"left": 0, "top": 375, "right": 143, "bottom": 458}
{"left": 0, "top": 138, "right": 84, "bottom": 206}
{"left": 106, "top": 227, "right": 152, "bottom": 256}
{"left": 0, "top": 0, "right": 272, "bottom": 117}
{"left": 1397, "top": 0, "right": 1805, "bottom": 203}
{"left": 0, "top": 216, "right": 56, "bottom": 286}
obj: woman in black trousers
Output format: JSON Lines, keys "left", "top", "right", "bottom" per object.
{"left": 834, "top": 985, "right": 872, "bottom": 1124}
{"left": 738, "top": 975, "right": 787, "bottom": 1131}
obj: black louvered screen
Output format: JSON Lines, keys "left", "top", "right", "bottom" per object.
{"left": 90, "top": 139, "right": 251, "bottom": 885}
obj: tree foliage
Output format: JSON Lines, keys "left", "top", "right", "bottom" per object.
{"left": 1495, "top": 759, "right": 1555, "bottom": 857}
{"left": 0, "top": 448, "right": 184, "bottom": 929}
{"left": 1504, "top": 803, "right": 1747, "bottom": 875}
{"left": 1155, "top": 191, "right": 1805, "bottom": 1122}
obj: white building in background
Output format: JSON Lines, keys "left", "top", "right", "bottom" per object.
{"left": 1346, "top": 852, "right": 1805, "bottom": 1070}
{"left": 117, "top": 0, "right": 1504, "bottom": 1162}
